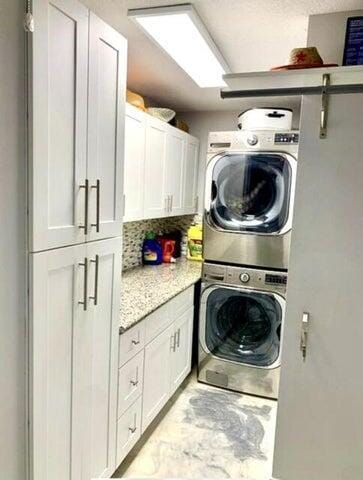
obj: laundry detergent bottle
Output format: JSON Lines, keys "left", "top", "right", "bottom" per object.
{"left": 142, "top": 232, "right": 163, "bottom": 265}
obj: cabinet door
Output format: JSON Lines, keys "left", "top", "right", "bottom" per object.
{"left": 142, "top": 324, "right": 174, "bottom": 432}
{"left": 87, "top": 13, "right": 127, "bottom": 241}
{"left": 29, "top": 244, "right": 87, "bottom": 480}
{"left": 165, "top": 126, "right": 185, "bottom": 216}
{"left": 183, "top": 136, "right": 199, "bottom": 214}
{"left": 170, "top": 307, "right": 193, "bottom": 395}
{"left": 273, "top": 94, "right": 363, "bottom": 480}
{"left": 30, "top": 0, "right": 89, "bottom": 251}
{"left": 124, "top": 105, "right": 146, "bottom": 222}
{"left": 144, "top": 116, "right": 168, "bottom": 219}
{"left": 83, "top": 238, "right": 122, "bottom": 479}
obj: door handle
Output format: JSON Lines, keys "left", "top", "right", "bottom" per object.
{"left": 78, "top": 258, "right": 88, "bottom": 311}
{"left": 130, "top": 366, "right": 139, "bottom": 386}
{"left": 176, "top": 328, "right": 180, "bottom": 348}
{"left": 79, "top": 179, "right": 89, "bottom": 235}
{"left": 300, "top": 312, "right": 309, "bottom": 361}
{"left": 91, "top": 179, "right": 100, "bottom": 232}
{"left": 129, "top": 413, "right": 137, "bottom": 433}
{"left": 89, "top": 254, "right": 99, "bottom": 306}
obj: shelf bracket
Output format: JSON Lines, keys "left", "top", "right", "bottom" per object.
{"left": 320, "top": 73, "right": 330, "bottom": 139}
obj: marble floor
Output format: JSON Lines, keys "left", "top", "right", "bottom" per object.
{"left": 113, "top": 371, "right": 277, "bottom": 480}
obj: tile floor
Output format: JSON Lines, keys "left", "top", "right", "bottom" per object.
{"left": 113, "top": 372, "right": 277, "bottom": 480}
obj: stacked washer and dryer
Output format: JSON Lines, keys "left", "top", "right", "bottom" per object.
{"left": 198, "top": 108, "right": 298, "bottom": 399}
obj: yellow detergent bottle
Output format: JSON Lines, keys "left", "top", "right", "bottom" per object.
{"left": 187, "top": 224, "right": 203, "bottom": 261}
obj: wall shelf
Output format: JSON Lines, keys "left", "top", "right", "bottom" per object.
{"left": 221, "top": 65, "right": 363, "bottom": 98}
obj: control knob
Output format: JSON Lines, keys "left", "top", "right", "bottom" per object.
{"left": 240, "top": 272, "right": 250, "bottom": 283}
{"left": 247, "top": 134, "right": 258, "bottom": 146}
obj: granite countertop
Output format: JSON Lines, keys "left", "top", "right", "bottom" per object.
{"left": 119, "top": 258, "right": 202, "bottom": 333}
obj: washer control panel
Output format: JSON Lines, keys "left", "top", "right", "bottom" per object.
{"left": 240, "top": 272, "right": 250, "bottom": 283}
{"left": 274, "top": 132, "right": 299, "bottom": 144}
{"left": 265, "top": 273, "right": 287, "bottom": 285}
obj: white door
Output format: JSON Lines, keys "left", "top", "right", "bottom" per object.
{"left": 83, "top": 238, "right": 121, "bottom": 478}
{"left": 142, "top": 324, "right": 174, "bottom": 431}
{"left": 170, "top": 307, "right": 193, "bottom": 395}
{"left": 144, "top": 115, "right": 168, "bottom": 219}
{"left": 165, "top": 125, "right": 185, "bottom": 216}
{"left": 273, "top": 94, "right": 363, "bottom": 480}
{"left": 124, "top": 104, "right": 146, "bottom": 222}
{"left": 29, "top": 244, "right": 87, "bottom": 480}
{"left": 87, "top": 13, "right": 127, "bottom": 241}
{"left": 30, "top": 0, "right": 89, "bottom": 252}
{"left": 183, "top": 136, "right": 199, "bottom": 214}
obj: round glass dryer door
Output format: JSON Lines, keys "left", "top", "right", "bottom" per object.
{"left": 204, "top": 287, "right": 283, "bottom": 367}
{"left": 209, "top": 153, "right": 292, "bottom": 234}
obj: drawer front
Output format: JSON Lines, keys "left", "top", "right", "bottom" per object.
{"left": 168, "top": 286, "right": 194, "bottom": 320}
{"left": 119, "top": 321, "right": 145, "bottom": 367}
{"left": 144, "top": 302, "right": 171, "bottom": 344}
{"left": 116, "top": 396, "right": 142, "bottom": 466}
{"left": 118, "top": 350, "right": 144, "bottom": 418}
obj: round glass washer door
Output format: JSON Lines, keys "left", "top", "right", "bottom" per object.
{"left": 203, "top": 286, "right": 283, "bottom": 368}
{"left": 208, "top": 152, "right": 293, "bottom": 234}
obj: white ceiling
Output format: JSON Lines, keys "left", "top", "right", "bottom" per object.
{"left": 82, "top": 0, "right": 363, "bottom": 111}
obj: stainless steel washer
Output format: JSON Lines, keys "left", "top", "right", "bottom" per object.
{"left": 198, "top": 262, "right": 287, "bottom": 399}
{"left": 204, "top": 130, "right": 298, "bottom": 269}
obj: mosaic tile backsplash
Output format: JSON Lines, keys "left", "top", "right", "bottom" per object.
{"left": 122, "top": 215, "right": 200, "bottom": 271}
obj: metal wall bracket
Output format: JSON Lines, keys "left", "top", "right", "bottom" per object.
{"left": 320, "top": 73, "right": 330, "bottom": 139}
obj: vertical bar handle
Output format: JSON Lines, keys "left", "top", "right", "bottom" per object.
{"left": 91, "top": 179, "right": 100, "bottom": 232}
{"left": 176, "top": 328, "right": 181, "bottom": 348}
{"left": 78, "top": 258, "right": 88, "bottom": 311}
{"left": 128, "top": 413, "right": 137, "bottom": 433}
{"left": 300, "top": 312, "right": 309, "bottom": 361}
{"left": 89, "top": 254, "right": 99, "bottom": 306}
{"left": 79, "top": 179, "right": 89, "bottom": 235}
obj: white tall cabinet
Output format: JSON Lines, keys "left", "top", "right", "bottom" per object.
{"left": 28, "top": 1, "right": 126, "bottom": 479}
{"left": 273, "top": 93, "right": 363, "bottom": 480}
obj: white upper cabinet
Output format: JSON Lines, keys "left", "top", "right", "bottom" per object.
{"left": 124, "top": 108, "right": 199, "bottom": 222}
{"left": 143, "top": 115, "right": 168, "bottom": 219}
{"left": 87, "top": 14, "right": 126, "bottom": 241}
{"left": 29, "top": 1, "right": 127, "bottom": 252}
{"left": 30, "top": 0, "right": 89, "bottom": 252}
{"left": 183, "top": 135, "right": 199, "bottom": 214}
{"left": 124, "top": 104, "right": 146, "bottom": 222}
{"left": 165, "top": 125, "right": 185, "bottom": 216}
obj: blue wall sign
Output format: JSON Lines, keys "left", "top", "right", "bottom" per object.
{"left": 343, "top": 16, "right": 363, "bottom": 66}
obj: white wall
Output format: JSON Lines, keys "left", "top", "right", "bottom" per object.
{"left": 181, "top": 106, "right": 301, "bottom": 215}
{"left": 307, "top": 10, "right": 363, "bottom": 65}
{"left": 0, "top": 1, "right": 26, "bottom": 478}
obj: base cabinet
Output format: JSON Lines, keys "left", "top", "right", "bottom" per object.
{"left": 30, "top": 238, "right": 121, "bottom": 480}
{"left": 116, "top": 286, "right": 195, "bottom": 467}
{"left": 142, "top": 324, "right": 175, "bottom": 431}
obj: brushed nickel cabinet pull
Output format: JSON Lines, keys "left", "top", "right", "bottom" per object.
{"left": 91, "top": 179, "right": 100, "bottom": 232}
{"left": 78, "top": 258, "right": 88, "bottom": 311}
{"left": 176, "top": 327, "right": 181, "bottom": 348}
{"left": 130, "top": 366, "right": 139, "bottom": 386}
{"left": 300, "top": 312, "right": 309, "bottom": 361}
{"left": 89, "top": 254, "right": 99, "bottom": 306}
{"left": 79, "top": 179, "right": 89, "bottom": 235}
{"left": 129, "top": 413, "right": 137, "bottom": 433}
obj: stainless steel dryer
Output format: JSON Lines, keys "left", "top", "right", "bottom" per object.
{"left": 204, "top": 130, "right": 298, "bottom": 269}
{"left": 198, "top": 262, "right": 287, "bottom": 399}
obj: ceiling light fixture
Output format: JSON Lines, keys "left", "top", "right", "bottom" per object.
{"left": 128, "top": 4, "right": 229, "bottom": 88}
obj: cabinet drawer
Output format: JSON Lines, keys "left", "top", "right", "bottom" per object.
{"left": 118, "top": 350, "right": 144, "bottom": 418}
{"left": 116, "top": 397, "right": 142, "bottom": 466}
{"left": 168, "top": 286, "right": 194, "bottom": 320}
{"left": 119, "top": 322, "right": 145, "bottom": 367}
{"left": 144, "top": 302, "right": 171, "bottom": 344}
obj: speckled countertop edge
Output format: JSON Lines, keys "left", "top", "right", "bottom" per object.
{"left": 119, "top": 258, "right": 202, "bottom": 334}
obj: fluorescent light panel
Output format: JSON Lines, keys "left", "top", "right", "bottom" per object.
{"left": 129, "top": 5, "right": 228, "bottom": 88}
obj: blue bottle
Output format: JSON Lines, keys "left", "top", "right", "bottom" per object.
{"left": 142, "top": 232, "right": 163, "bottom": 265}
